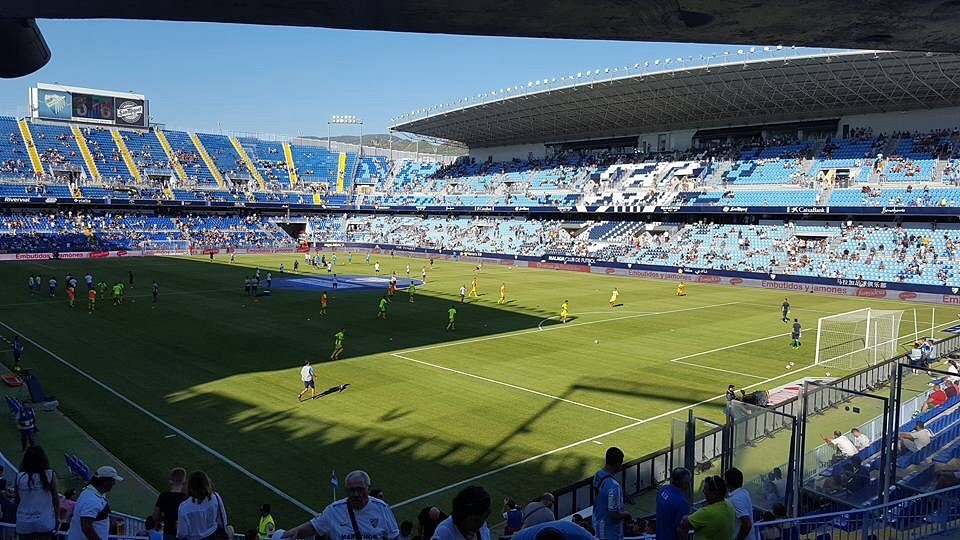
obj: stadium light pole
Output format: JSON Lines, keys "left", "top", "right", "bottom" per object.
{"left": 328, "top": 115, "right": 363, "bottom": 156}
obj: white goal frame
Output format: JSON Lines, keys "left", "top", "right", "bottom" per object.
{"left": 814, "top": 308, "right": 903, "bottom": 370}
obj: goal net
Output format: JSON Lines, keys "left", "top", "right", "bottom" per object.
{"left": 815, "top": 308, "right": 903, "bottom": 370}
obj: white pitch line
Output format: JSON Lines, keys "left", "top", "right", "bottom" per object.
{"left": 0, "top": 320, "right": 318, "bottom": 515}
{"left": 669, "top": 359, "right": 767, "bottom": 379}
{"left": 391, "top": 353, "right": 642, "bottom": 422}
{"left": 537, "top": 311, "right": 654, "bottom": 330}
{"left": 401, "top": 301, "right": 740, "bottom": 355}
{"left": 667, "top": 329, "right": 812, "bottom": 379}
{"left": 391, "top": 359, "right": 820, "bottom": 510}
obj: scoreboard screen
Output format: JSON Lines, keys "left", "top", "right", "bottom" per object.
{"left": 31, "top": 84, "right": 148, "bottom": 128}
{"left": 72, "top": 93, "right": 115, "bottom": 123}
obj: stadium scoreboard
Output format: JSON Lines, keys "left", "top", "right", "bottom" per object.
{"left": 29, "top": 83, "right": 149, "bottom": 128}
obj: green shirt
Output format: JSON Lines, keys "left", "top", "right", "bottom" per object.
{"left": 112, "top": 285, "right": 122, "bottom": 296}
{"left": 334, "top": 331, "right": 344, "bottom": 346}
{"left": 379, "top": 298, "right": 388, "bottom": 310}
{"left": 409, "top": 284, "right": 417, "bottom": 294}
{"left": 687, "top": 500, "right": 735, "bottom": 540}
{"left": 448, "top": 308, "right": 457, "bottom": 320}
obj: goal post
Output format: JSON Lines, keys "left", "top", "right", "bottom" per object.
{"left": 815, "top": 308, "right": 903, "bottom": 370}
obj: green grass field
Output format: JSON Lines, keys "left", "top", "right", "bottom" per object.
{"left": 0, "top": 253, "right": 952, "bottom": 530}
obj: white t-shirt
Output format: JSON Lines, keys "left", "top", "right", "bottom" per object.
{"left": 949, "top": 364, "right": 959, "bottom": 383}
{"left": 301, "top": 365, "right": 314, "bottom": 382}
{"left": 310, "top": 498, "right": 399, "bottom": 540}
{"left": 430, "top": 516, "right": 491, "bottom": 540}
{"left": 177, "top": 494, "right": 227, "bottom": 540}
{"left": 851, "top": 433, "right": 871, "bottom": 450}
{"left": 67, "top": 486, "right": 110, "bottom": 540}
{"left": 728, "top": 487, "right": 759, "bottom": 540}
{"left": 832, "top": 435, "right": 858, "bottom": 457}
{"left": 15, "top": 470, "right": 57, "bottom": 534}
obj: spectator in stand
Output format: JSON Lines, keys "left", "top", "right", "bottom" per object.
{"left": 177, "top": 471, "right": 230, "bottom": 540}
{"left": 823, "top": 430, "right": 858, "bottom": 459}
{"left": 502, "top": 498, "right": 523, "bottom": 535}
{"left": 922, "top": 383, "right": 949, "bottom": 413}
{"left": 59, "top": 489, "right": 78, "bottom": 530}
{"left": 678, "top": 476, "right": 735, "bottom": 540}
{"left": 281, "top": 470, "right": 399, "bottom": 540}
{"left": 431, "top": 486, "right": 491, "bottom": 540}
{"left": 153, "top": 467, "right": 188, "bottom": 540}
{"left": 399, "top": 521, "right": 413, "bottom": 540}
{"left": 520, "top": 493, "right": 555, "bottom": 529}
{"left": 67, "top": 466, "right": 123, "bottom": 540}
{"left": 724, "top": 468, "right": 758, "bottom": 540}
{"left": 850, "top": 428, "right": 871, "bottom": 451}
{"left": 257, "top": 504, "right": 276, "bottom": 540}
{"left": 655, "top": 468, "right": 690, "bottom": 540}
{"left": 593, "top": 447, "right": 631, "bottom": 540}
{"left": 15, "top": 446, "right": 59, "bottom": 540}
{"left": 899, "top": 421, "right": 934, "bottom": 453}
{"left": 512, "top": 519, "right": 595, "bottom": 540}
{"left": 417, "top": 506, "right": 447, "bottom": 540}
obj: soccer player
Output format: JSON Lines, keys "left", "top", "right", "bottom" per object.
{"left": 27, "top": 275, "right": 34, "bottom": 293}
{"left": 405, "top": 264, "right": 410, "bottom": 277}
{"left": 459, "top": 284, "right": 467, "bottom": 303}
{"left": 84, "top": 273, "right": 94, "bottom": 291}
{"left": 365, "top": 253, "right": 371, "bottom": 265}
{"left": 331, "top": 329, "right": 345, "bottom": 361}
{"left": 374, "top": 261, "right": 381, "bottom": 274}
{"left": 408, "top": 282, "right": 417, "bottom": 303}
{"left": 293, "top": 260, "right": 299, "bottom": 273}
{"left": 87, "top": 288, "right": 96, "bottom": 312}
{"left": 792, "top": 319, "right": 802, "bottom": 349}
{"left": 297, "top": 361, "right": 316, "bottom": 401}
{"left": 498, "top": 283, "right": 507, "bottom": 304}
{"left": 279, "top": 263, "right": 285, "bottom": 274}
{"left": 469, "top": 278, "right": 479, "bottom": 299}
{"left": 676, "top": 282, "right": 686, "bottom": 296}
{"left": 560, "top": 300, "right": 570, "bottom": 323}
{"left": 421, "top": 267, "right": 427, "bottom": 283}
{"left": 781, "top": 298, "right": 791, "bottom": 323}
{"left": 332, "top": 254, "right": 338, "bottom": 267}
{"left": 128, "top": 270, "right": 135, "bottom": 289}
{"left": 446, "top": 305, "right": 457, "bottom": 330}
{"left": 230, "top": 252, "right": 236, "bottom": 264}
{"left": 152, "top": 281, "right": 159, "bottom": 304}
{"left": 476, "top": 261, "right": 483, "bottom": 272}
{"left": 609, "top": 287, "right": 619, "bottom": 307}
{"left": 348, "top": 252, "right": 353, "bottom": 264}
{"left": 67, "top": 286, "right": 76, "bottom": 307}
{"left": 48, "top": 277, "right": 56, "bottom": 297}
{"left": 112, "top": 283, "right": 122, "bottom": 306}
{"left": 97, "top": 280, "right": 107, "bottom": 294}
{"left": 244, "top": 277, "right": 251, "bottom": 296}
{"left": 378, "top": 296, "right": 389, "bottom": 320}
{"left": 333, "top": 274, "right": 338, "bottom": 290}
{"left": 320, "top": 291, "right": 328, "bottom": 315}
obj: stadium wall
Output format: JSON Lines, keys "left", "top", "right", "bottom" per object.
{"left": 468, "top": 142, "right": 549, "bottom": 162}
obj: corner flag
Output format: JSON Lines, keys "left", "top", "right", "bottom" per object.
{"left": 331, "top": 470, "right": 339, "bottom": 491}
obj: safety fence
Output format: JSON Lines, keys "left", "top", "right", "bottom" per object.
{"left": 551, "top": 331, "right": 960, "bottom": 518}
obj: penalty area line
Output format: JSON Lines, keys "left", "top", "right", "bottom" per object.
{"left": 392, "top": 358, "right": 819, "bottom": 510}
{"left": 667, "top": 328, "right": 813, "bottom": 380}
{"left": 0, "top": 320, "right": 318, "bottom": 516}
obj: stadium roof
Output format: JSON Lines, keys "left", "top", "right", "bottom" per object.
{"left": 390, "top": 50, "right": 960, "bottom": 148}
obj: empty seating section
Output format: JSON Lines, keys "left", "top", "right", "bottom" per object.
{"left": 289, "top": 145, "right": 341, "bottom": 185}
{"left": 679, "top": 190, "right": 818, "bottom": 206}
{"left": 356, "top": 156, "right": 388, "bottom": 184}
{"left": 830, "top": 188, "right": 960, "bottom": 207}
{"left": 81, "top": 127, "right": 134, "bottom": 184}
{"left": 0, "top": 116, "right": 31, "bottom": 179}
{"left": 29, "top": 123, "right": 89, "bottom": 176}
{"left": 195, "top": 133, "right": 247, "bottom": 179}
{"left": 723, "top": 144, "right": 810, "bottom": 185}
{"left": 239, "top": 138, "right": 291, "bottom": 187}
{"left": 162, "top": 130, "right": 216, "bottom": 185}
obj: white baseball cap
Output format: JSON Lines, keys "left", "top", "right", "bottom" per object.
{"left": 95, "top": 466, "right": 124, "bottom": 481}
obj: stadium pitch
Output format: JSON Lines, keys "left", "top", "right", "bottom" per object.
{"left": 0, "top": 253, "right": 949, "bottom": 524}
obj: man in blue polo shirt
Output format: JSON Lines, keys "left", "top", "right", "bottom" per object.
{"left": 656, "top": 468, "right": 690, "bottom": 540}
{"left": 592, "top": 447, "right": 631, "bottom": 540}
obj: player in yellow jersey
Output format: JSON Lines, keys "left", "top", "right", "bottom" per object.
{"left": 498, "top": 283, "right": 507, "bottom": 304}
{"left": 560, "top": 300, "right": 570, "bottom": 323}
{"left": 469, "top": 277, "right": 479, "bottom": 299}
{"left": 676, "top": 281, "right": 687, "bottom": 296}
{"left": 609, "top": 287, "right": 619, "bottom": 307}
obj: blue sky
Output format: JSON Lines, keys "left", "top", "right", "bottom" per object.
{"left": 0, "top": 20, "right": 835, "bottom": 137}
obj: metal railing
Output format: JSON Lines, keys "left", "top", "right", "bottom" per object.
{"left": 550, "top": 332, "right": 960, "bottom": 519}
{"left": 754, "top": 484, "right": 960, "bottom": 540}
